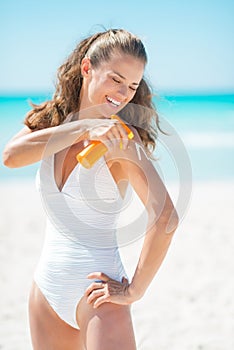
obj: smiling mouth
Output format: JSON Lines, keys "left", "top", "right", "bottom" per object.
{"left": 106, "top": 96, "right": 121, "bottom": 107}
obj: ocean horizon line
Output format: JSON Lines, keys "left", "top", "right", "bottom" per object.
{"left": 0, "top": 90, "right": 234, "bottom": 100}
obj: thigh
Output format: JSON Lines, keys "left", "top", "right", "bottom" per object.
{"left": 29, "top": 282, "right": 84, "bottom": 350}
{"left": 77, "top": 296, "right": 137, "bottom": 350}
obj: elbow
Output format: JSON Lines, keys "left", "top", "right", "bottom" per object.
{"left": 167, "top": 208, "right": 179, "bottom": 234}
{"left": 149, "top": 201, "right": 179, "bottom": 236}
{"left": 2, "top": 147, "right": 18, "bottom": 168}
{"left": 162, "top": 195, "right": 180, "bottom": 235}
{"left": 158, "top": 207, "right": 179, "bottom": 236}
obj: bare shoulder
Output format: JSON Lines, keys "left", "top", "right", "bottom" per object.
{"left": 107, "top": 124, "right": 152, "bottom": 179}
{"left": 121, "top": 125, "right": 150, "bottom": 167}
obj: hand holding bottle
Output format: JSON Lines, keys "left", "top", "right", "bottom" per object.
{"left": 77, "top": 115, "right": 134, "bottom": 169}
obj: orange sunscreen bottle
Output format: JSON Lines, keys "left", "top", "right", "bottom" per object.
{"left": 76, "top": 115, "right": 134, "bottom": 169}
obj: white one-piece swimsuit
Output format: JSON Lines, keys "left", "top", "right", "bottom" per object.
{"left": 34, "top": 154, "right": 128, "bottom": 329}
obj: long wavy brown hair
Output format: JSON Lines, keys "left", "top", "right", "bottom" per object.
{"left": 24, "top": 29, "right": 163, "bottom": 156}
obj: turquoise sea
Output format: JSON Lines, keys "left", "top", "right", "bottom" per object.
{"left": 0, "top": 93, "right": 234, "bottom": 182}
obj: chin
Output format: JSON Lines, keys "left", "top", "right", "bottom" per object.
{"left": 96, "top": 103, "right": 122, "bottom": 118}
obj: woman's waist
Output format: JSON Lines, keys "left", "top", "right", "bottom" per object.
{"left": 35, "top": 246, "right": 125, "bottom": 279}
{"left": 44, "top": 218, "right": 120, "bottom": 249}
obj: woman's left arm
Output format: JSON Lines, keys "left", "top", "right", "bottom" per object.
{"left": 122, "top": 144, "right": 179, "bottom": 301}
{"left": 85, "top": 133, "right": 179, "bottom": 308}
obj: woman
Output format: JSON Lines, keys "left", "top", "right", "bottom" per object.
{"left": 3, "top": 29, "right": 179, "bottom": 350}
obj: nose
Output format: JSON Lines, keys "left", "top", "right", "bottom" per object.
{"left": 117, "top": 84, "right": 128, "bottom": 99}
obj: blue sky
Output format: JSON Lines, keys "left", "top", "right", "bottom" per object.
{"left": 1, "top": 0, "right": 233, "bottom": 94}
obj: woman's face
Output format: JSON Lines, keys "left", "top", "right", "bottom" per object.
{"left": 80, "top": 52, "right": 145, "bottom": 118}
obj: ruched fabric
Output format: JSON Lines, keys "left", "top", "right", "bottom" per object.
{"left": 34, "top": 155, "right": 127, "bottom": 329}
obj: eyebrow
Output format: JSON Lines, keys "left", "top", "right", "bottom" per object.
{"left": 112, "top": 70, "right": 140, "bottom": 86}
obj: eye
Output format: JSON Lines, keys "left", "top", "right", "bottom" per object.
{"left": 112, "top": 77, "right": 121, "bottom": 84}
{"left": 129, "top": 86, "right": 137, "bottom": 91}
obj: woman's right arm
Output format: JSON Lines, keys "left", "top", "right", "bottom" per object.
{"left": 2, "top": 118, "right": 129, "bottom": 168}
{"left": 2, "top": 120, "right": 89, "bottom": 168}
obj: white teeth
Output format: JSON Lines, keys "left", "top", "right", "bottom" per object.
{"left": 106, "top": 96, "right": 121, "bottom": 106}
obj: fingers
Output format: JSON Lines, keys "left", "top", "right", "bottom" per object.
{"left": 88, "top": 119, "right": 130, "bottom": 150}
{"left": 99, "top": 124, "right": 129, "bottom": 150}
{"left": 85, "top": 281, "right": 105, "bottom": 297}
{"left": 122, "top": 276, "right": 129, "bottom": 284}
{"left": 93, "top": 294, "right": 109, "bottom": 309}
{"left": 85, "top": 272, "right": 111, "bottom": 308}
{"left": 114, "top": 122, "right": 129, "bottom": 150}
{"left": 87, "top": 271, "right": 110, "bottom": 282}
{"left": 87, "top": 288, "right": 107, "bottom": 306}
{"left": 85, "top": 272, "right": 130, "bottom": 308}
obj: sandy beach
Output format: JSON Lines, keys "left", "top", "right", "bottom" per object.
{"left": 0, "top": 179, "right": 234, "bottom": 350}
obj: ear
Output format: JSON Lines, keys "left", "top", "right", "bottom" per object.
{"left": 81, "top": 57, "right": 91, "bottom": 77}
